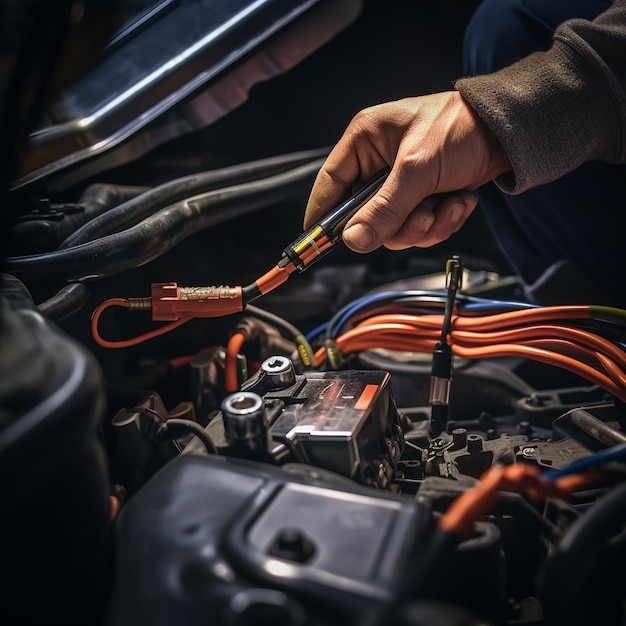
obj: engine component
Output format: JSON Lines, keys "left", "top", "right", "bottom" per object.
{"left": 104, "top": 453, "right": 432, "bottom": 626}
{"left": 221, "top": 390, "right": 273, "bottom": 459}
{"left": 4, "top": 3, "right": 626, "bottom": 625}
{"left": 199, "top": 358, "right": 405, "bottom": 488}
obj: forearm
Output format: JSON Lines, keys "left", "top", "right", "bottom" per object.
{"left": 455, "top": 0, "right": 626, "bottom": 193}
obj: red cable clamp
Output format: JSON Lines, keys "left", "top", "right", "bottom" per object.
{"left": 151, "top": 282, "right": 244, "bottom": 321}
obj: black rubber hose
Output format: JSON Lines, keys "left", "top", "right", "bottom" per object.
{"left": 37, "top": 282, "right": 91, "bottom": 323}
{"left": 243, "top": 303, "right": 316, "bottom": 369}
{"left": 243, "top": 304, "right": 305, "bottom": 344}
{"left": 64, "top": 183, "right": 149, "bottom": 241}
{"left": 5, "top": 158, "right": 325, "bottom": 282}
{"left": 74, "top": 182, "right": 149, "bottom": 225}
{"left": 59, "top": 148, "right": 329, "bottom": 248}
{"left": 9, "top": 184, "right": 148, "bottom": 254}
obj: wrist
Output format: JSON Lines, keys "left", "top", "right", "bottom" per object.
{"left": 458, "top": 92, "right": 512, "bottom": 180}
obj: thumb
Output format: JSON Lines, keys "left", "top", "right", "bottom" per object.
{"left": 342, "top": 221, "right": 379, "bottom": 252}
{"left": 341, "top": 173, "right": 428, "bottom": 253}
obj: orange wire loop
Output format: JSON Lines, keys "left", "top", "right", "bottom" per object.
{"left": 91, "top": 298, "right": 191, "bottom": 349}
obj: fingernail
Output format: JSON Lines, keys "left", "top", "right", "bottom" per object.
{"left": 343, "top": 223, "right": 375, "bottom": 250}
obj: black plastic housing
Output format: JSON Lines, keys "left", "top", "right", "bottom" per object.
{"left": 105, "top": 453, "right": 432, "bottom": 626}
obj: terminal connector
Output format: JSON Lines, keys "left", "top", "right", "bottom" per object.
{"left": 151, "top": 282, "right": 244, "bottom": 321}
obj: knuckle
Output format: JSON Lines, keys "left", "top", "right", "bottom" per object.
{"left": 349, "top": 106, "right": 388, "bottom": 139}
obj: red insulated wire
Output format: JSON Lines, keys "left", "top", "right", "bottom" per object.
{"left": 168, "top": 355, "right": 196, "bottom": 369}
{"left": 453, "top": 342, "right": 626, "bottom": 401}
{"left": 452, "top": 323, "right": 626, "bottom": 369}
{"left": 452, "top": 305, "right": 593, "bottom": 330}
{"left": 314, "top": 311, "right": 626, "bottom": 402}
{"left": 438, "top": 463, "right": 612, "bottom": 537}
{"left": 224, "top": 330, "right": 246, "bottom": 392}
{"left": 91, "top": 298, "right": 191, "bottom": 348}
{"left": 254, "top": 263, "right": 297, "bottom": 296}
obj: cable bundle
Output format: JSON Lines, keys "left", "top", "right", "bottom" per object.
{"left": 309, "top": 290, "right": 626, "bottom": 404}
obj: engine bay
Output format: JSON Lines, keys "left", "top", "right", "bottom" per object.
{"left": 2, "top": 2, "right": 626, "bottom": 625}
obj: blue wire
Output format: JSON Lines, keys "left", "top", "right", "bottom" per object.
{"left": 329, "top": 290, "right": 535, "bottom": 339}
{"left": 330, "top": 289, "right": 448, "bottom": 338}
{"left": 305, "top": 321, "right": 329, "bottom": 343}
{"left": 305, "top": 289, "right": 446, "bottom": 342}
{"left": 462, "top": 300, "right": 537, "bottom": 312}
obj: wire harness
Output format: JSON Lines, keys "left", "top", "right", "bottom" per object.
{"left": 309, "top": 294, "right": 626, "bottom": 404}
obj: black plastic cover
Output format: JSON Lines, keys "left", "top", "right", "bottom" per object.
{"left": 106, "top": 453, "right": 431, "bottom": 626}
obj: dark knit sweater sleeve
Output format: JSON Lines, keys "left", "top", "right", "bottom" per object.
{"left": 454, "top": 0, "right": 626, "bottom": 193}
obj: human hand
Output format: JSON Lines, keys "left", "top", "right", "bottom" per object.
{"left": 304, "top": 91, "right": 511, "bottom": 252}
